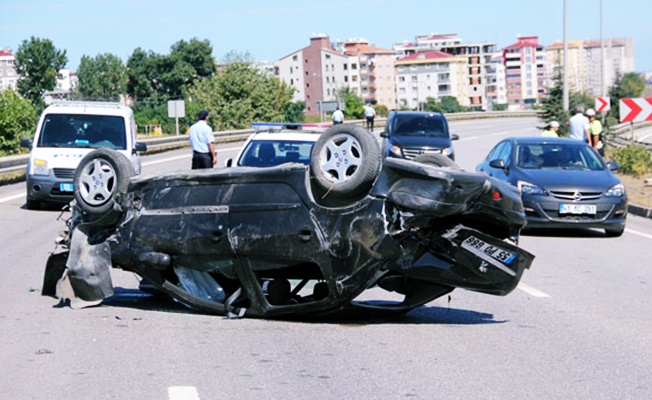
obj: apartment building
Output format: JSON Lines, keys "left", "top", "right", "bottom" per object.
{"left": 395, "top": 51, "right": 469, "bottom": 110}
{"left": 486, "top": 52, "right": 507, "bottom": 108}
{"left": 276, "top": 35, "right": 351, "bottom": 117}
{"left": 546, "top": 40, "right": 588, "bottom": 93}
{"left": 0, "top": 48, "right": 18, "bottom": 91}
{"left": 502, "top": 36, "right": 547, "bottom": 108}
{"left": 394, "top": 33, "right": 463, "bottom": 57}
{"left": 343, "top": 39, "right": 396, "bottom": 109}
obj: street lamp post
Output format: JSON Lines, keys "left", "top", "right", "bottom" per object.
{"left": 563, "top": 0, "right": 569, "bottom": 112}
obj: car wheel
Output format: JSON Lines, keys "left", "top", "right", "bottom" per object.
{"left": 26, "top": 199, "right": 41, "bottom": 210}
{"left": 605, "top": 227, "right": 625, "bottom": 237}
{"left": 310, "top": 124, "right": 381, "bottom": 198}
{"left": 74, "top": 148, "right": 134, "bottom": 215}
{"left": 413, "top": 153, "right": 460, "bottom": 169}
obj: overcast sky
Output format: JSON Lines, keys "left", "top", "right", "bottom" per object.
{"left": 2, "top": 0, "right": 650, "bottom": 72}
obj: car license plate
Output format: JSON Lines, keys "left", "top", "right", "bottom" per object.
{"left": 559, "top": 204, "right": 596, "bottom": 215}
{"left": 60, "top": 183, "right": 74, "bottom": 192}
{"left": 461, "top": 235, "right": 516, "bottom": 265}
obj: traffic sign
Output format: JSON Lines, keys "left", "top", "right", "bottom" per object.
{"left": 620, "top": 98, "right": 652, "bottom": 123}
{"left": 595, "top": 97, "right": 610, "bottom": 113}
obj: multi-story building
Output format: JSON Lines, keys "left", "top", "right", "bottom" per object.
{"left": 0, "top": 48, "right": 18, "bottom": 91}
{"left": 502, "top": 36, "right": 547, "bottom": 108}
{"left": 394, "top": 34, "right": 462, "bottom": 57}
{"left": 276, "top": 34, "right": 350, "bottom": 117}
{"left": 343, "top": 38, "right": 396, "bottom": 109}
{"left": 395, "top": 51, "right": 469, "bottom": 110}
{"left": 546, "top": 40, "right": 588, "bottom": 93}
{"left": 486, "top": 52, "right": 507, "bottom": 108}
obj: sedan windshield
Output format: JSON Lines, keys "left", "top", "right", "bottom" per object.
{"left": 516, "top": 143, "right": 605, "bottom": 171}
{"left": 238, "top": 140, "right": 315, "bottom": 167}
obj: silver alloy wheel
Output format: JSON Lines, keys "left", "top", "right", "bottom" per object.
{"left": 318, "top": 133, "right": 363, "bottom": 183}
{"left": 78, "top": 158, "right": 116, "bottom": 205}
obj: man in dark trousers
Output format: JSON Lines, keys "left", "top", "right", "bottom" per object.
{"left": 189, "top": 110, "right": 216, "bottom": 169}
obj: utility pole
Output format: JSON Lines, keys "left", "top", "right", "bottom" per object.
{"left": 563, "top": 0, "right": 569, "bottom": 112}
{"left": 601, "top": 0, "right": 607, "bottom": 97}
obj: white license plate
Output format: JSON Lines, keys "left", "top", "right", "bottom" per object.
{"left": 60, "top": 183, "right": 74, "bottom": 192}
{"left": 559, "top": 204, "right": 596, "bottom": 215}
{"left": 461, "top": 236, "right": 516, "bottom": 265}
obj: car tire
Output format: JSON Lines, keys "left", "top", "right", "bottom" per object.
{"left": 26, "top": 199, "right": 41, "bottom": 210}
{"left": 74, "top": 148, "right": 134, "bottom": 215}
{"left": 605, "top": 227, "right": 624, "bottom": 237}
{"left": 413, "top": 153, "right": 460, "bottom": 169}
{"left": 310, "top": 124, "right": 381, "bottom": 198}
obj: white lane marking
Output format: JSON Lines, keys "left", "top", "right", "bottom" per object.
{"left": 0, "top": 193, "right": 24, "bottom": 203}
{"left": 626, "top": 228, "right": 652, "bottom": 240}
{"left": 517, "top": 282, "right": 550, "bottom": 298}
{"left": 459, "top": 131, "right": 515, "bottom": 141}
{"left": 168, "top": 386, "right": 200, "bottom": 400}
{"left": 142, "top": 146, "right": 242, "bottom": 167}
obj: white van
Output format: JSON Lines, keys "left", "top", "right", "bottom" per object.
{"left": 21, "top": 101, "right": 147, "bottom": 210}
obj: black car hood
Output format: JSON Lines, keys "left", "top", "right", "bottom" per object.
{"left": 390, "top": 135, "right": 451, "bottom": 149}
{"left": 516, "top": 168, "right": 620, "bottom": 192}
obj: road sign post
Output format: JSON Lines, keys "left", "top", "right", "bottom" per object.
{"left": 595, "top": 97, "right": 610, "bottom": 113}
{"left": 619, "top": 98, "right": 652, "bottom": 123}
{"left": 167, "top": 100, "right": 186, "bottom": 136}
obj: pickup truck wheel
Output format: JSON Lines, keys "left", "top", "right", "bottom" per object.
{"left": 311, "top": 124, "right": 381, "bottom": 198}
{"left": 74, "top": 148, "right": 134, "bottom": 215}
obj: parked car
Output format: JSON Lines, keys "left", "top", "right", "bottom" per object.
{"left": 20, "top": 101, "right": 147, "bottom": 210}
{"left": 380, "top": 111, "right": 459, "bottom": 160}
{"left": 225, "top": 123, "right": 319, "bottom": 168}
{"left": 42, "top": 125, "right": 534, "bottom": 319}
{"left": 476, "top": 137, "right": 627, "bottom": 236}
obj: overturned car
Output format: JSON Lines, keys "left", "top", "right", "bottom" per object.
{"left": 43, "top": 124, "right": 534, "bottom": 319}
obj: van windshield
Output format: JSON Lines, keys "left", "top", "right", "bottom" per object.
{"left": 38, "top": 114, "right": 127, "bottom": 150}
{"left": 393, "top": 115, "right": 447, "bottom": 138}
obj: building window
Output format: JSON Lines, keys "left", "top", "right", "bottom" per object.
{"left": 327, "top": 89, "right": 331, "bottom": 96}
{"left": 326, "top": 54, "right": 331, "bottom": 59}
{"left": 325, "top": 65, "right": 329, "bottom": 72}
{"left": 344, "top": 76, "right": 349, "bottom": 82}
{"left": 352, "top": 63, "right": 357, "bottom": 70}
{"left": 352, "top": 76, "right": 358, "bottom": 81}
{"left": 344, "top": 64, "right": 348, "bottom": 70}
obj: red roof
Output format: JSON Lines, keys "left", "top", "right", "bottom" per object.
{"left": 396, "top": 51, "right": 456, "bottom": 62}
{"left": 503, "top": 36, "right": 540, "bottom": 51}
{"left": 0, "top": 50, "right": 13, "bottom": 57}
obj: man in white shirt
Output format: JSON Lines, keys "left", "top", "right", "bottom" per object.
{"left": 332, "top": 107, "right": 344, "bottom": 125}
{"left": 189, "top": 110, "right": 216, "bottom": 169}
{"left": 568, "top": 105, "right": 590, "bottom": 143}
{"left": 364, "top": 104, "right": 376, "bottom": 131}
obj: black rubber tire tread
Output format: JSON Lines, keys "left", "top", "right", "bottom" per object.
{"left": 74, "top": 148, "right": 134, "bottom": 215}
{"left": 413, "top": 153, "right": 460, "bottom": 169}
{"left": 310, "top": 124, "right": 381, "bottom": 198}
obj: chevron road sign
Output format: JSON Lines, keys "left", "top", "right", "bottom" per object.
{"left": 595, "top": 97, "right": 610, "bottom": 113}
{"left": 620, "top": 98, "right": 652, "bottom": 123}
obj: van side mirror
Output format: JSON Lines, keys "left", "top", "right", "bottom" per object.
{"left": 451, "top": 134, "right": 459, "bottom": 141}
{"left": 20, "top": 138, "right": 33, "bottom": 149}
{"left": 380, "top": 131, "right": 389, "bottom": 138}
{"left": 135, "top": 142, "right": 147, "bottom": 153}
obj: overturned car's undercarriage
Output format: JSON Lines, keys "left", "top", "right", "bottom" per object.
{"left": 43, "top": 124, "right": 534, "bottom": 319}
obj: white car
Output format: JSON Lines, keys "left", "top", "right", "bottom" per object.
{"left": 20, "top": 101, "right": 147, "bottom": 209}
{"left": 225, "top": 123, "right": 321, "bottom": 168}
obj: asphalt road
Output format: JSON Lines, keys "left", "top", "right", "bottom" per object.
{"left": 1, "top": 117, "right": 651, "bottom": 400}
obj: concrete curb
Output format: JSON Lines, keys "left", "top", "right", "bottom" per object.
{"left": 628, "top": 203, "right": 652, "bottom": 219}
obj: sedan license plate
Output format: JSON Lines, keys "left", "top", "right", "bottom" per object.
{"left": 461, "top": 236, "right": 516, "bottom": 265}
{"left": 559, "top": 204, "right": 596, "bottom": 215}
{"left": 60, "top": 183, "right": 74, "bottom": 192}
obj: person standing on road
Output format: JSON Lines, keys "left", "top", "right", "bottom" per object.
{"left": 189, "top": 110, "right": 216, "bottom": 169}
{"left": 541, "top": 121, "right": 560, "bottom": 137}
{"left": 569, "top": 105, "right": 591, "bottom": 143}
{"left": 586, "top": 108, "right": 604, "bottom": 154}
{"left": 364, "top": 104, "right": 376, "bottom": 131}
{"left": 332, "top": 107, "right": 344, "bottom": 125}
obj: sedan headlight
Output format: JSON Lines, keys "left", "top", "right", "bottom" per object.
{"left": 605, "top": 183, "right": 625, "bottom": 197}
{"left": 33, "top": 159, "right": 49, "bottom": 176}
{"left": 517, "top": 180, "right": 546, "bottom": 196}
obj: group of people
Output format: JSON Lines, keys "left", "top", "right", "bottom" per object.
{"left": 331, "top": 104, "right": 377, "bottom": 131}
{"left": 542, "top": 105, "right": 604, "bottom": 153}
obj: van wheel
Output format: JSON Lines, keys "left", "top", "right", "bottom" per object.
{"left": 74, "top": 149, "right": 134, "bottom": 215}
{"left": 413, "top": 153, "right": 460, "bottom": 169}
{"left": 310, "top": 124, "right": 381, "bottom": 198}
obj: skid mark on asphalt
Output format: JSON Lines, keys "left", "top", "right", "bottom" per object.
{"left": 168, "top": 386, "right": 200, "bottom": 400}
{"left": 517, "top": 282, "right": 550, "bottom": 298}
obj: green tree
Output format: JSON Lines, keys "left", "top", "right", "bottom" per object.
{"left": 0, "top": 88, "right": 37, "bottom": 155}
{"left": 126, "top": 48, "right": 157, "bottom": 101}
{"left": 422, "top": 96, "right": 466, "bottom": 113}
{"left": 170, "top": 38, "right": 216, "bottom": 79}
{"left": 187, "top": 60, "right": 294, "bottom": 130}
{"left": 283, "top": 101, "right": 306, "bottom": 122}
{"left": 76, "top": 53, "right": 127, "bottom": 101}
{"left": 338, "top": 87, "right": 364, "bottom": 119}
{"left": 607, "top": 72, "right": 646, "bottom": 122}
{"left": 14, "top": 37, "right": 67, "bottom": 109}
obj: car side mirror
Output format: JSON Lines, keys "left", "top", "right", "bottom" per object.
{"left": 605, "top": 161, "right": 619, "bottom": 171}
{"left": 135, "top": 142, "right": 147, "bottom": 153}
{"left": 20, "top": 138, "right": 33, "bottom": 149}
{"left": 451, "top": 134, "right": 459, "bottom": 141}
{"left": 225, "top": 158, "right": 233, "bottom": 167}
{"left": 380, "top": 131, "right": 389, "bottom": 138}
{"left": 489, "top": 159, "right": 507, "bottom": 170}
